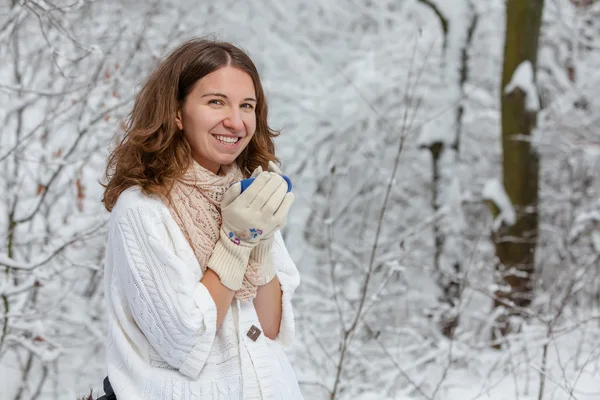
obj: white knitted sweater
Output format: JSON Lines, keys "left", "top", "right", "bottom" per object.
{"left": 103, "top": 187, "right": 303, "bottom": 399}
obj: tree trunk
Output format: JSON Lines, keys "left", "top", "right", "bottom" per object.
{"left": 418, "top": 0, "right": 477, "bottom": 339}
{"left": 493, "top": 0, "right": 544, "bottom": 343}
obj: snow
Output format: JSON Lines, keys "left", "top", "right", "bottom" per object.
{"left": 416, "top": 0, "right": 471, "bottom": 148}
{"left": 574, "top": 210, "right": 600, "bottom": 224}
{"left": 418, "top": 112, "right": 457, "bottom": 147}
{"left": 482, "top": 178, "right": 516, "bottom": 230}
{"left": 504, "top": 60, "right": 541, "bottom": 112}
{"left": 2, "top": 0, "right": 600, "bottom": 399}
{"left": 593, "top": 232, "right": 600, "bottom": 253}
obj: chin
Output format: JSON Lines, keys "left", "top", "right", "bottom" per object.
{"left": 215, "top": 154, "right": 240, "bottom": 166}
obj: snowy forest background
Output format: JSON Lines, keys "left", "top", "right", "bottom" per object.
{"left": 1, "top": 0, "right": 600, "bottom": 399}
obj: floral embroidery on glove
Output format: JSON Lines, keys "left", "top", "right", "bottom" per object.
{"left": 228, "top": 228, "right": 263, "bottom": 245}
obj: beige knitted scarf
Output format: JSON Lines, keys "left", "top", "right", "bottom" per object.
{"left": 166, "top": 161, "right": 262, "bottom": 301}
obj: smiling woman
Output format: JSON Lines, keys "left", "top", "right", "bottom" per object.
{"left": 175, "top": 66, "right": 258, "bottom": 174}
{"left": 98, "top": 39, "right": 303, "bottom": 399}
{"left": 102, "top": 39, "right": 278, "bottom": 206}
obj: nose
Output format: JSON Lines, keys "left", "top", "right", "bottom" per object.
{"left": 223, "top": 109, "right": 244, "bottom": 131}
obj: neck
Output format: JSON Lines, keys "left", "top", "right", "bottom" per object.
{"left": 192, "top": 155, "right": 221, "bottom": 175}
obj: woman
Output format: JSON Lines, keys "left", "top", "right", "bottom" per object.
{"left": 101, "top": 38, "right": 303, "bottom": 399}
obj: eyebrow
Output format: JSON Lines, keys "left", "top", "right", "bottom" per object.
{"left": 201, "top": 92, "right": 257, "bottom": 102}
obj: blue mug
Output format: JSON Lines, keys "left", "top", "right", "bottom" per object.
{"left": 240, "top": 175, "right": 292, "bottom": 193}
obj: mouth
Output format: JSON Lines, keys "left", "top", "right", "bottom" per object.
{"left": 213, "top": 134, "right": 242, "bottom": 148}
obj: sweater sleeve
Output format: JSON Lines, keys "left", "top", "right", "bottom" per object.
{"left": 113, "top": 206, "right": 217, "bottom": 379}
{"left": 271, "top": 231, "right": 301, "bottom": 349}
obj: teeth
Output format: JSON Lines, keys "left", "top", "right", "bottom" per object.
{"left": 215, "top": 135, "right": 239, "bottom": 144}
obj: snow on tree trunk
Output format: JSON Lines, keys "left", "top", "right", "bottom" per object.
{"left": 417, "top": 0, "right": 476, "bottom": 338}
{"left": 492, "top": 0, "right": 544, "bottom": 344}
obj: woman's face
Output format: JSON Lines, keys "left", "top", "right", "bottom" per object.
{"left": 176, "top": 66, "right": 257, "bottom": 174}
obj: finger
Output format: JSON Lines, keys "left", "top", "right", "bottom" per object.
{"left": 273, "top": 192, "right": 295, "bottom": 223}
{"left": 267, "top": 160, "right": 282, "bottom": 175}
{"left": 250, "top": 165, "right": 263, "bottom": 178}
{"left": 221, "top": 182, "right": 241, "bottom": 208}
{"left": 250, "top": 173, "right": 286, "bottom": 209}
{"left": 236, "top": 171, "right": 272, "bottom": 206}
{"left": 261, "top": 179, "right": 288, "bottom": 215}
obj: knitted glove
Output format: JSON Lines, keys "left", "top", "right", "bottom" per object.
{"left": 208, "top": 170, "right": 293, "bottom": 290}
{"left": 252, "top": 162, "right": 291, "bottom": 284}
{"left": 223, "top": 162, "right": 294, "bottom": 285}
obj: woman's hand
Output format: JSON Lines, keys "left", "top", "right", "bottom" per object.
{"left": 220, "top": 170, "right": 293, "bottom": 247}
{"left": 253, "top": 162, "right": 294, "bottom": 284}
{"left": 223, "top": 162, "right": 295, "bottom": 285}
{"left": 207, "top": 171, "right": 293, "bottom": 290}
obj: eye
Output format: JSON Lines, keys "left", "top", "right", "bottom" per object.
{"left": 241, "top": 103, "right": 255, "bottom": 110}
{"left": 208, "top": 99, "right": 224, "bottom": 106}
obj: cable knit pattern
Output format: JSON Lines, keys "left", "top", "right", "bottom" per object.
{"left": 115, "top": 207, "right": 218, "bottom": 379}
{"left": 167, "top": 161, "right": 261, "bottom": 301}
{"left": 104, "top": 187, "right": 303, "bottom": 399}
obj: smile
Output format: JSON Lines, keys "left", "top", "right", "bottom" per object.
{"left": 213, "top": 135, "right": 241, "bottom": 146}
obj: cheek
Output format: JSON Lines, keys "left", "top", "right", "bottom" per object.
{"left": 184, "top": 108, "right": 216, "bottom": 135}
{"left": 245, "top": 114, "right": 257, "bottom": 134}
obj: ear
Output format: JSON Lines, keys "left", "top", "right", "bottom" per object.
{"left": 175, "top": 109, "right": 184, "bottom": 131}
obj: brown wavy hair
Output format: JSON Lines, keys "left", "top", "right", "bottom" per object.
{"left": 102, "top": 38, "right": 279, "bottom": 212}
